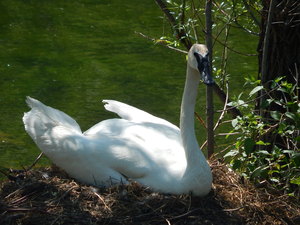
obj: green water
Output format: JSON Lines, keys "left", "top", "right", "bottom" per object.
{"left": 0, "top": 0, "right": 258, "bottom": 174}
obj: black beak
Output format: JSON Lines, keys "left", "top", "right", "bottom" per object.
{"left": 194, "top": 52, "right": 214, "bottom": 85}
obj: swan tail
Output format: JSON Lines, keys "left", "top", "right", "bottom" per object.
{"left": 23, "top": 96, "right": 82, "bottom": 143}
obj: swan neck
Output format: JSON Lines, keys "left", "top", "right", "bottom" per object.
{"left": 180, "top": 66, "right": 199, "bottom": 126}
{"left": 180, "top": 66, "right": 203, "bottom": 163}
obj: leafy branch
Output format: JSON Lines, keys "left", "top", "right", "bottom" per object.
{"left": 154, "top": 0, "right": 243, "bottom": 118}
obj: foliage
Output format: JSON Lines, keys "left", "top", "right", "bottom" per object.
{"left": 158, "top": 0, "right": 261, "bottom": 48}
{"left": 156, "top": 0, "right": 261, "bottom": 90}
{"left": 154, "top": 0, "right": 299, "bottom": 197}
{"left": 225, "top": 78, "right": 300, "bottom": 196}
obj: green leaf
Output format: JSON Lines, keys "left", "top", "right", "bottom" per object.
{"left": 237, "top": 100, "right": 248, "bottom": 107}
{"left": 291, "top": 153, "right": 300, "bottom": 166}
{"left": 251, "top": 165, "right": 269, "bottom": 178}
{"left": 285, "top": 112, "right": 296, "bottom": 120}
{"left": 270, "top": 178, "right": 280, "bottom": 183}
{"left": 270, "top": 111, "right": 281, "bottom": 120}
{"left": 244, "top": 138, "right": 255, "bottom": 155}
{"left": 232, "top": 159, "right": 242, "bottom": 170}
{"left": 260, "top": 99, "right": 270, "bottom": 109}
{"left": 274, "top": 100, "right": 283, "bottom": 106}
{"left": 268, "top": 170, "right": 279, "bottom": 175}
{"left": 231, "top": 118, "right": 238, "bottom": 128}
{"left": 275, "top": 163, "right": 281, "bottom": 170}
{"left": 257, "top": 150, "right": 270, "bottom": 155}
{"left": 256, "top": 140, "right": 270, "bottom": 145}
{"left": 290, "top": 177, "right": 300, "bottom": 185}
{"left": 224, "top": 150, "right": 239, "bottom": 158}
{"left": 278, "top": 87, "right": 289, "bottom": 93}
{"left": 274, "top": 76, "right": 284, "bottom": 83}
{"left": 249, "top": 85, "right": 264, "bottom": 97}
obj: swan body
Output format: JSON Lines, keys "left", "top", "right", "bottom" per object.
{"left": 23, "top": 44, "right": 213, "bottom": 196}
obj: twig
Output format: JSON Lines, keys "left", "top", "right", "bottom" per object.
{"left": 4, "top": 188, "right": 22, "bottom": 199}
{"left": 242, "top": 0, "right": 261, "bottom": 26}
{"left": 223, "top": 85, "right": 279, "bottom": 113}
{"left": 154, "top": 0, "right": 192, "bottom": 49}
{"left": 223, "top": 206, "right": 244, "bottom": 212}
{"left": 191, "top": 0, "right": 206, "bottom": 40}
{"left": 213, "top": 84, "right": 243, "bottom": 118}
{"left": 200, "top": 140, "right": 207, "bottom": 150}
{"left": 214, "top": 142, "right": 236, "bottom": 156}
{"left": 0, "top": 169, "right": 15, "bottom": 181}
{"left": 135, "top": 32, "right": 188, "bottom": 54}
{"left": 195, "top": 112, "right": 206, "bottom": 128}
{"left": 216, "top": 132, "right": 240, "bottom": 136}
{"left": 220, "top": 25, "right": 230, "bottom": 87}
{"left": 5, "top": 207, "right": 45, "bottom": 213}
{"left": 180, "top": 0, "right": 186, "bottom": 29}
{"left": 26, "top": 152, "right": 44, "bottom": 171}
{"left": 166, "top": 219, "right": 172, "bottom": 225}
{"left": 258, "top": 123, "right": 279, "bottom": 142}
{"left": 206, "top": 2, "right": 257, "bottom": 55}
{"left": 168, "top": 207, "right": 201, "bottom": 220}
{"left": 10, "top": 189, "right": 40, "bottom": 205}
{"left": 214, "top": 82, "right": 229, "bottom": 131}
{"left": 50, "top": 214, "right": 62, "bottom": 225}
{"left": 94, "top": 192, "right": 112, "bottom": 212}
{"left": 212, "top": 1, "right": 259, "bottom": 36}
{"left": 212, "top": 32, "right": 257, "bottom": 56}
{"left": 51, "top": 186, "right": 77, "bottom": 205}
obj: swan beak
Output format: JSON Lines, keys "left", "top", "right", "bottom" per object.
{"left": 194, "top": 53, "right": 215, "bottom": 85}
{"left": 201, "top": 62, "right": 214, "bottom": 85}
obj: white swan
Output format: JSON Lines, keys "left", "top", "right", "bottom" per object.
{"left": 23, "top": 44, "right": 214, "bottom": 196}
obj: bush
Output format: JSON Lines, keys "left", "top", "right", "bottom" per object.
{"left": 224, "top": 78, "right": 300, "bottom": 197}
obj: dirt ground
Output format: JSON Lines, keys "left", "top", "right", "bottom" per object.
{"left": 1, "top": 159, "right": 299, "bottom": 225}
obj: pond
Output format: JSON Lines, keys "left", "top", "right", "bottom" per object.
{"left": 0, "top": 0, "right": 258, "bottom": 176}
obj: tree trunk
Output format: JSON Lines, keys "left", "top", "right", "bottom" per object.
{"left": 257, "top": 0, "right": 300, "bottom": 148}
{"left": 258, "top": 0, "right": 300, "bottom": 91}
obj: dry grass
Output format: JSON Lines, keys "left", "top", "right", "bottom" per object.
{"left": 1, "top": 159, "right": 299, "bottom": 225}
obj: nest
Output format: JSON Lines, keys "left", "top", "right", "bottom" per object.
{"left": 1, "top": 159, "right": 299, "bottom": 225}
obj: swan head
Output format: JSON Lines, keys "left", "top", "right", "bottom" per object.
{"left": 188, "top": 44, "right": 214, "bottom": 85}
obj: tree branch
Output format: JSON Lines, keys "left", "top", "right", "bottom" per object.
{"left": 154, "top": 0, "right": 243, "bottom": 119}
{"left": 154, "top": 0, "right": 193, "bottom": 50}
{"left": 205, "top": 0, "right": 214, "bottom": 157}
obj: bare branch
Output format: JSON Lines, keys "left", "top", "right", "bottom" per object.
{"left": 135, "top": 32, "right": 188, "bottom": 54}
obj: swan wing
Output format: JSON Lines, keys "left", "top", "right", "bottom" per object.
{"left": 22, "top": 97, "right": 149, "bottom": 185}
{"left": 102, "top": 100, "right": 179, "bottom": 130}
{"left": 84, "top": 100, "right": 180, "bottom": 145}
{"left": 25, "top": 116, "right": 180, "bottom": 186}
{"left": 31, "top": 125, "right": 151, "bottom": 186}
{"left": 23, "top": 97, "right": 185, "bottom": 190}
